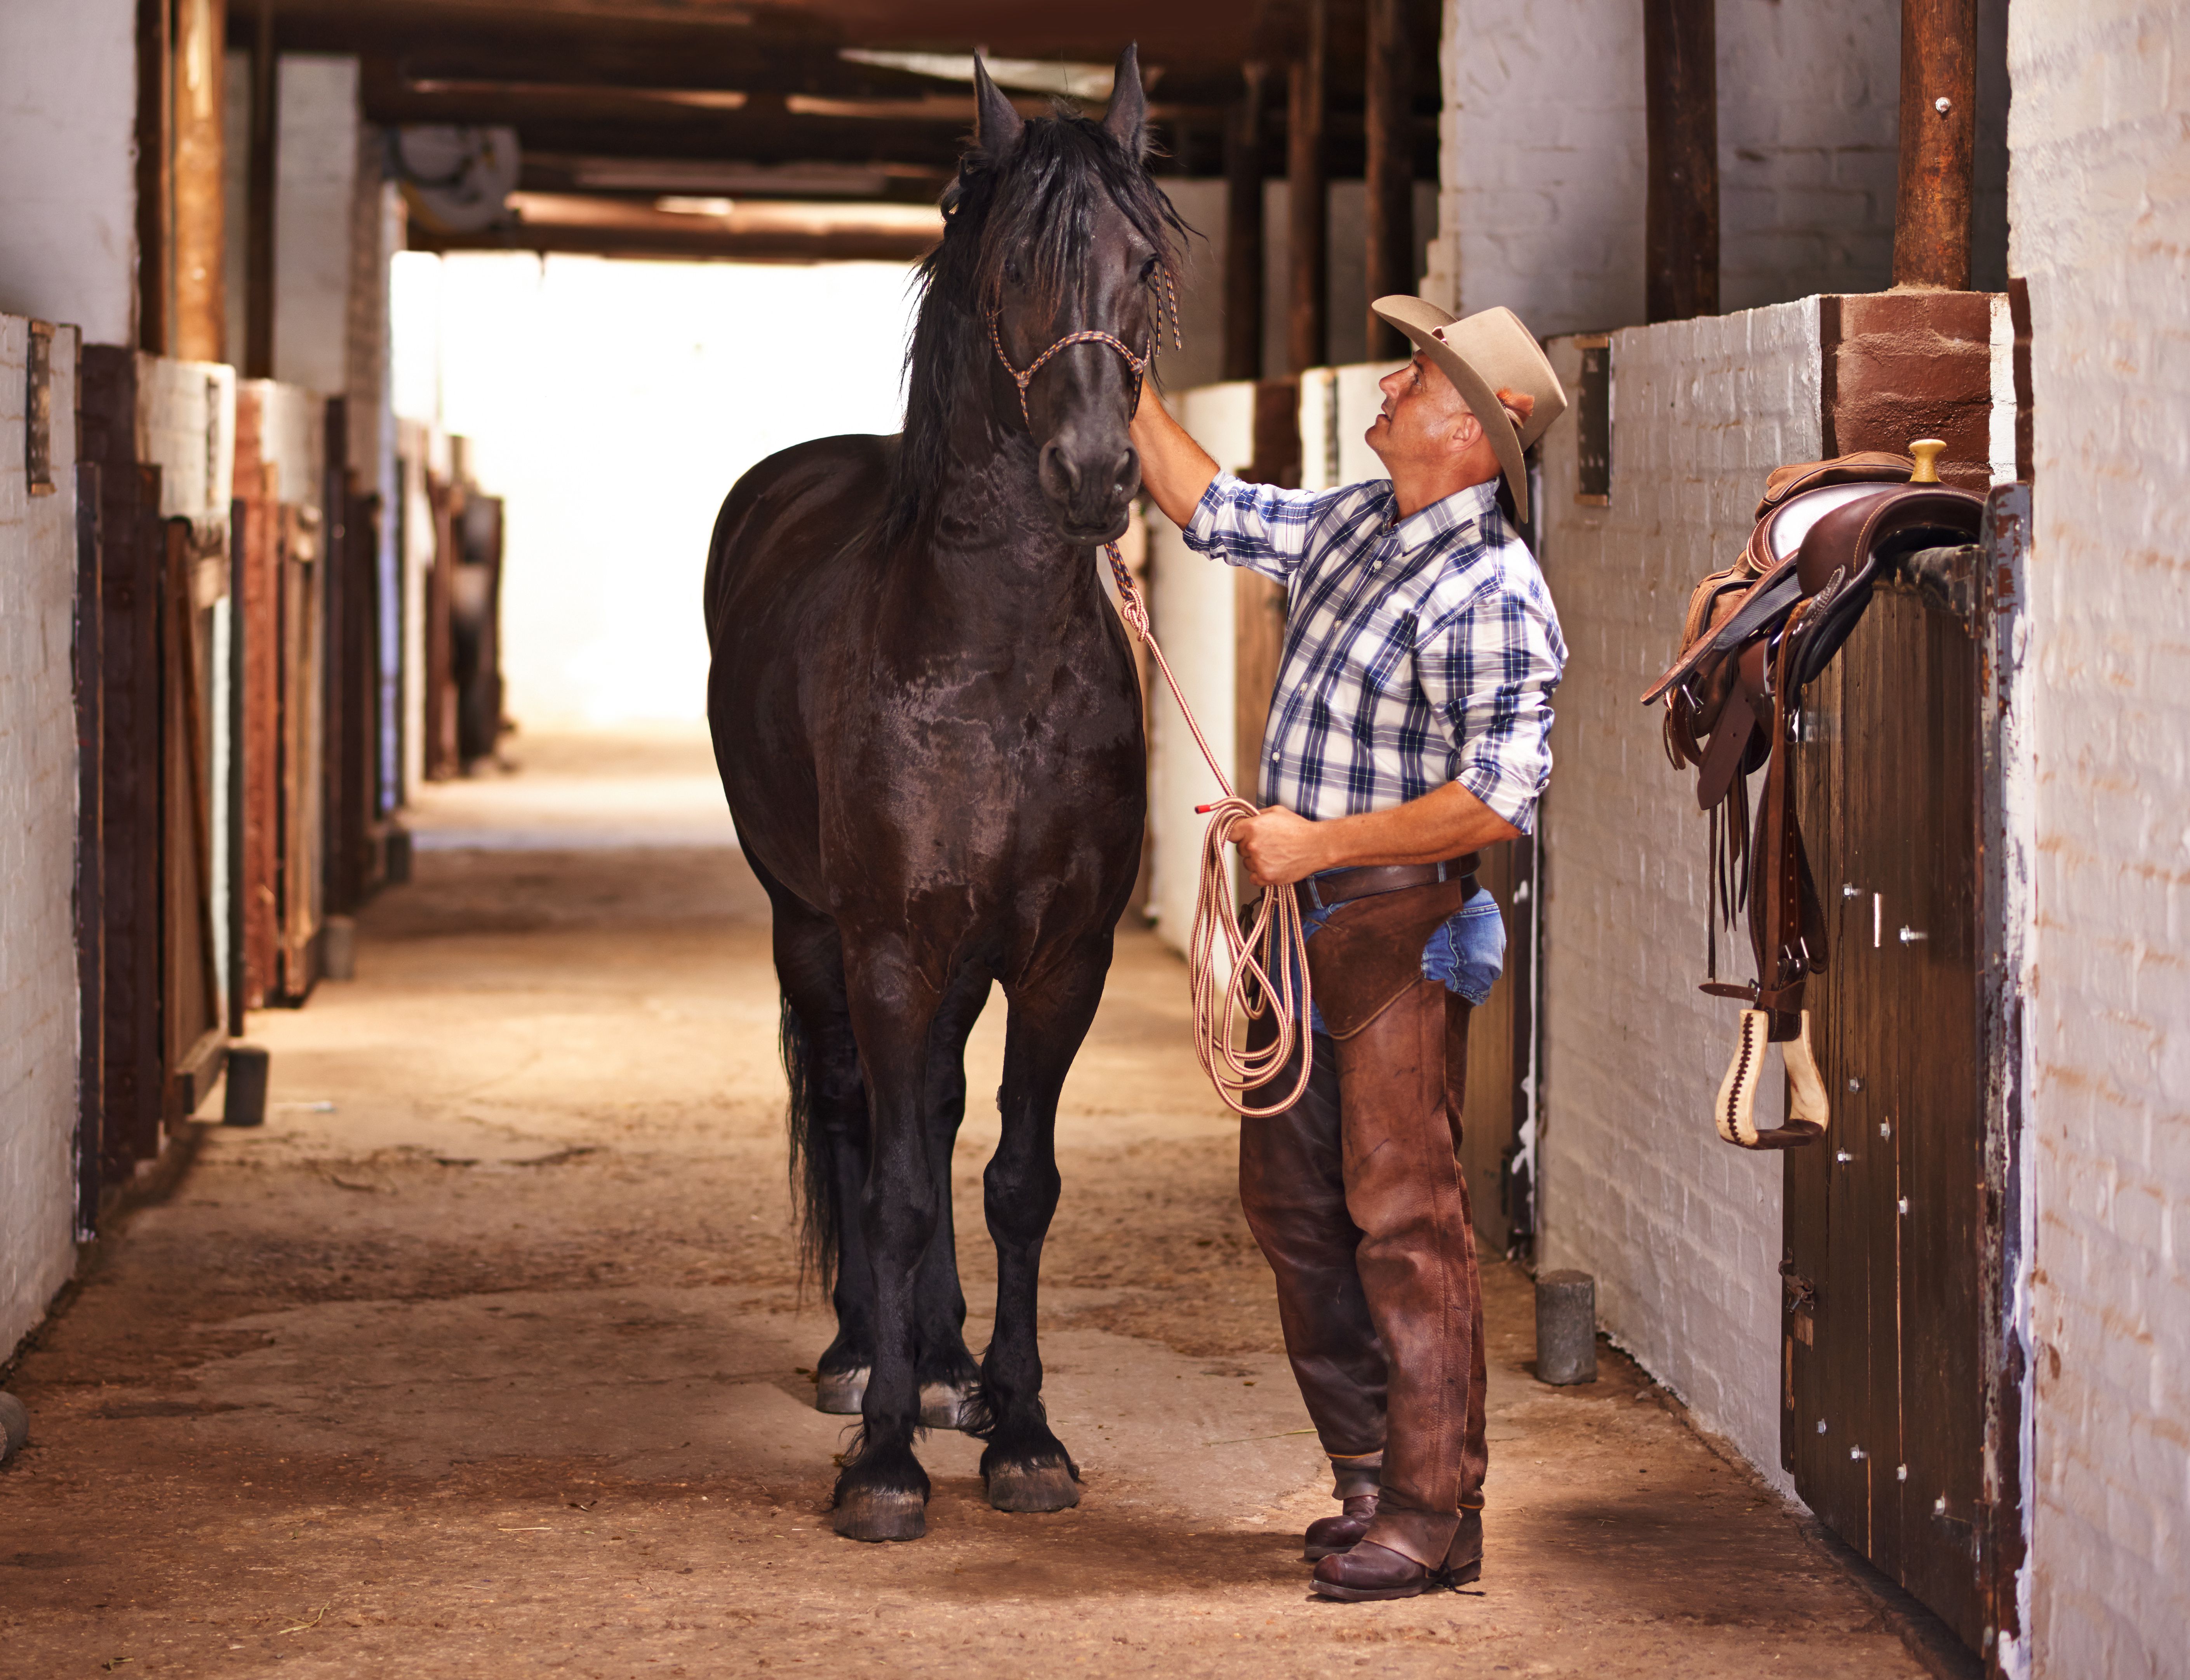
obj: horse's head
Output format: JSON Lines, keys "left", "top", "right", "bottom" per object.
{"left": 955, "top": 47, "right": 1180, "bottom": 547}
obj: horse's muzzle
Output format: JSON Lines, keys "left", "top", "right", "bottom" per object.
{"left": 1039, "top": 437, "right": 1139, "bottom": 544}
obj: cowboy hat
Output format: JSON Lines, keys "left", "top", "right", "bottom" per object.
{"left": 1369, "top": 297, "right": 1567, "bottom": 522}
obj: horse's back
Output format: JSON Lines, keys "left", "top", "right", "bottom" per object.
{"left": 704, "top": 433, "right": 894, "bottom": 648}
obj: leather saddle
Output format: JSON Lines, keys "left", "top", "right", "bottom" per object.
{"left": 1642, "top": 445, "right": 1984, "bottom": 1149}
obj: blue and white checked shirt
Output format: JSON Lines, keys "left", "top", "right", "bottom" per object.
{"left": 1183, "top": 473, "right": 1566, "bottom": 833}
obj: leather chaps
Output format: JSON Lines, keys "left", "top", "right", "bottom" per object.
{"left": 1238, "top": 879, "right": 1490, "bottom": 1571}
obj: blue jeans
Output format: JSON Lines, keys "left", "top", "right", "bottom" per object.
{"left": 1294, "top": 877, "right": 1506, "bottom": 1035}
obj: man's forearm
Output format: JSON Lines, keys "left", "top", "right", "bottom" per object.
{"left": 1232, "top": 781, "right": 1523, "bottom": 886}
{"left": 1129, "top": 385, "right": 1219, "bottom": 529}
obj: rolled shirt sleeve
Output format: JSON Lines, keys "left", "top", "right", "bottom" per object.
{"left": 1415, "top": 560, "right": 1566, "bottom": 833}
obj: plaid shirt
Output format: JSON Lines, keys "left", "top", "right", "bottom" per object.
{"left": 1182, "top": 473, "right": 1566, "bottom": 831}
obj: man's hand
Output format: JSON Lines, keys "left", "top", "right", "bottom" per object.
{"left": 1231, "top": 806, "right": 1331, "bottom": 887}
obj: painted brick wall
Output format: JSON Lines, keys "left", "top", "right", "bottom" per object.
{"left": 0, "top": 316, "right": 83, "bottom": 1360}
{"left": 1534, "top": 302, "right": 1825, "bottom": 1491}
{"left": 274, "top": 56, "right": 362, "bottom": 397}
{"left": 0, "top": 0, "right": 138, "bottom": 346}
{"left": 1432, "top": 0, "right": 1903, "bottom": 334}
{"left": 2008, "top": 2, "right": 2190, "bottom": 1672}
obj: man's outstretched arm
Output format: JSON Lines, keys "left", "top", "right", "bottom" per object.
{"left": 1130, "top": 384, "right": 1220, "bottom": 529}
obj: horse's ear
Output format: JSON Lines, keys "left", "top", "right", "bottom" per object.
{"left": 1101, "top": 43, "right": 1150, "bottom": 159}
{"left": 972, "top": 55, "right": 1023, "bottom": 152}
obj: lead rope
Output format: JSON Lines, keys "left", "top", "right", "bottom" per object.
{"left": 1100, "top": 541, "right": 1315, "bottom": 1117}
{"left": 994, "top": 271, "right": 1314, "bottom": 1116}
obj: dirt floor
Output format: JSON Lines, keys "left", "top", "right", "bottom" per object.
{"left": 0, "top": 737, "right": 1932, "bottom": 1678}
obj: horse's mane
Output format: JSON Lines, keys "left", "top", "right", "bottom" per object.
{"left": 884, "top": 106, "right": 1187, "bottom": 546}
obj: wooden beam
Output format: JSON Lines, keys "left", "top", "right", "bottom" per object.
{"left": 1894, "top": 0, "right": 1976, "bottom": 289}
{"left": 174, "top": 0, "right": 228, "bottom": 364}
{"left": 1286, "top": 0, "right": 1328, "bottom": 375}
{"left": 1223, "top": 64, "right": 1270, "bottom": 384}
{"left": 135, "top": 0, "right": 173, "bottom": 354}
{"left": 1643, "top": 0, "right": 1719, "bottom": 323}
{"left": 1363, "top": 0, "right": 1411, "bottom": 357}
{"left": 244, "top": 0, "right": 277, "bottom": 380}
{"left": 409, "top": 193, "right": 945, "bottom": 263}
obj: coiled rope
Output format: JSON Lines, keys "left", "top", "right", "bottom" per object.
{"left": 1101, "top": 541, "right": 1314, "bottom": 1117}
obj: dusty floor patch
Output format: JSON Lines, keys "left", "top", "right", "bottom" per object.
{"left": 2, "top": 810, "right": 1923, "bottom": 1677}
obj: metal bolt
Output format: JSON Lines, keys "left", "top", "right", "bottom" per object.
{"left": 1842, "top": 883, "right": 1861, "bottom": 898}
{"left": 1898, "top": 1197, "right": 1911, "bottom": 1215}
{"left": 1897, "top": 1464, "right": 1909, "bottom": 1482}
{"left": 1835, "top": 1150, "right": 1854, "bottom": 1164}
{"left": 1900, "top": 926, "right": 1928, "bottom": 944}
{"left": 1879, "top": 1121, "right": 1893, "bottom": 1139}
{"left": 1848, "top": 1077, "right": 1864, "bottom": 1093}
{"left": 1816, "top": 1419, "right": 1828, "bottom": 1434}
{"left": 1850, "top": 1447, "right": 1868, "bottom": 1461}
{"left": 1935, "top": 1494, "right": 1948, "bottom": 1515}
{"left": 1935, "top": 96, "right": 1953, "bottom": 115}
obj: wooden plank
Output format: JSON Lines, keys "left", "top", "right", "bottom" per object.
{"left": 1223, "top": 64, "right": 1270, "bottom": 384}
{"left": 1458, "top": 838, "right": 1523, "bottom": 1253}
{"left": 1285, "top": 0, "right": 1328, "bottom": 377}
{"left": 1894, "top": 0, "right": 1977, "bottom": 290}
{"left": 136, "top": 0, "right": 174, "bottom": 353}
{"left": 424, "top": 481, "right": 461, "bottom": 782}
{"left": 233, "top": 397, "right": 282, "bottom": 1008}
{"left": 1642, "top": 0, "right": 1719, "bottom": 322}
{"left": 1362, "top": 0, "right": 1411, "bottom": 358}
{"left": 73, "top": 461, "right": 106, "bottom": 1234}
{"left": 173, "top": 0, "right": 228, "bottom": 363}
{"left": 244, "top": 0, "right": 277, "bottom": 380}
{"left": 276, "top": 503, "right": 325, "bottom": 1000}
{"left": 162, "top": 519, "right": 223, "bottom": 1128}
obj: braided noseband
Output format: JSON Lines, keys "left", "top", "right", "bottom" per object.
{"left": 987, "top": 264, "right": 1184, "bottom": 431}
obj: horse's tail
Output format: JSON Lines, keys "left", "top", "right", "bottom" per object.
{"left": 779, "top": 991, "right": 838, "bottom": 1299}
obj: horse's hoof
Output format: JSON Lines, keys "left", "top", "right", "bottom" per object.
{"left": 814, "top": 1366, "right": 868, "bottom": 1415}
{"left": 832, "top": 1490, "right": 927, "bottom": 1543}
{"left": 985, "top": 1462, "right": 1081, "bottom": 1514}
{"left": 919, "top": 1381, "right": 976, "bottom": 1431}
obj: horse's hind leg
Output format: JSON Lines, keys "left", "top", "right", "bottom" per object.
{"left": 768, "top": 901, "right": 876, "bottom": 1414}
{"left": 912, "top": 966, "right": 992, "bottom": 1430}
{"left": 832, "top": 939, "right": 945, "bottom": 1541}
{"left": 976, "top": 949, "right": 1109, "bottom": 1513}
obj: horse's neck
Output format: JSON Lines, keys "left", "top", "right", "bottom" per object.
{"left": 913, "top": 403, "right": 1097, "bottom": 638}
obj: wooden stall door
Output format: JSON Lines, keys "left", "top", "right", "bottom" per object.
{"left": 1784, "top": 579, "right": 1986, "bottom": 1649}
{"left": 160, "top": 518, "right": 224, "bottom": 1118}
{"left": 1459, "top": 835, "right": 1537, "bottom": 1255}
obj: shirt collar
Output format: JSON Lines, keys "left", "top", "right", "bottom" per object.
{"left": 1385, "top": 478, "right": 1499, "bottom": 553}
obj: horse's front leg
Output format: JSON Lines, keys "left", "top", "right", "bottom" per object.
{"left": 977, "top": 942, "right": 1111, "bottom": 1513}
{"left": 832, "top": 940, "right": 943, "bottom": 1542}
{"left": 912, "top": 966, "right": 992, "bottom": 1429}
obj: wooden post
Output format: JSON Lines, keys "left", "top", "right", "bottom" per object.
{"left": 245, "top": 0, "right": 278, "bottom": 380}
{"left": 1286, "top": 0, "right": 1328, "bottom": 375}
{"left": 1223, "top": 63, "right": 1269, "bottom": 384}
{"left": 1893, "top": 0, "right": 1977, "bottom": 289}
{"left": 1364, "top": 0, "right": 1412, "bottom": 358}
{"left": 1643, "top": 0, "right": 1719, "bottom": 323}
{"left": 173, "top": 0, "right": 227, "bottom": 363}
{"left": 135, "top": 0, "right": 173, "bottom": 354}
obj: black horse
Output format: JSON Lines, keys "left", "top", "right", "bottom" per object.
{"left": 704, "top": 49, "right": 1179, "bottom": 1541}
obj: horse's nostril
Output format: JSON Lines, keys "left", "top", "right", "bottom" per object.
{"left": 1113, "top": 447, "right": 1140, "bottom": 495}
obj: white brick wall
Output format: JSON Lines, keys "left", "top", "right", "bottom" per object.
{"left": 1535, "top": 302, "right": 1825, "bottom": 1492}
{"left": 0, "top": 315, "right": 83, "bottom": 1361}
{"left": 274, "top": 56, "right": 362, "bottom": 397}
{"left": 2008, "top": 3, "right": 2190, "bottom": 1673}
{"left": 1432, "top": 0, "right": 1900, "bottom": 334}
{"left": 0, "top": 0, "right": 137, "bottom": 346}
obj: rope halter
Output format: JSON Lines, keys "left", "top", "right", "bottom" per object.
{"left": 986, "top": 264, "right": 1184, "bottom": 433}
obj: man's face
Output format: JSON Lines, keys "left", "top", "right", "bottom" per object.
{"left": 1365, "top": 352, "right": 1481, "bottom": 472}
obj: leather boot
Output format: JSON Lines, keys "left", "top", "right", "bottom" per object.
{"left": 1312, "top": 1511, "right": 1483, "bottom": 1600}
{"left": 1302, "top": 1494, "right": 1376, "bottom": 1561}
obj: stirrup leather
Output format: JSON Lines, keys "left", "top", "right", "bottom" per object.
{"left": 1714, "top": 1010, "right": 1829, "bottom": 1150}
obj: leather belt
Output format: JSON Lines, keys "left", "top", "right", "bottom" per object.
{"left": 1295, "top": 853, "right": 1481, "bottom": 914}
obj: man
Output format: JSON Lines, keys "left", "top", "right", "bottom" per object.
{"left": 1129, "top": 298, "right": 1567, "bottom": 1602}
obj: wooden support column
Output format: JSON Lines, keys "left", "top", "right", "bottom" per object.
{"left": 1643, "top": 0, "right": 1719, "bottom": 323}
{"left": 1893, "top": 0, "right": 1977, "bottom": 289}
{"left": 1223, "top": 63, "right": 1269, "bottom": 384}
{"left": 135, "top": 0, "right": 174, "bottom": 353}
{"left": 173, "top": 0, "right": 228, "bottom": 363}
{"left": 1286, "top": 0, "right": 1328, "bottom": 375}
{"left": 245, "top": 0, "right": 278, "bottom": 379}
{"left": 1364, "top": 0, "right": 1413, "bottom": 358}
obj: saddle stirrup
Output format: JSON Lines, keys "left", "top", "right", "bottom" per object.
{"left": 1714, "top": 1010, "right": 1830, "bottom": 1150}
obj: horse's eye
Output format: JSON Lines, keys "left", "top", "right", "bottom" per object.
{"left": 1139, "top": 256, "right": 1160, "bottom": 284}
{"left": 1002, "top": 256, "right": 1022, "bottom": 284}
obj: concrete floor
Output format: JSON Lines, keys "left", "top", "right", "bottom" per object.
{"left": 0, "top": 737, "right": 1930, "bottom": 1678}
